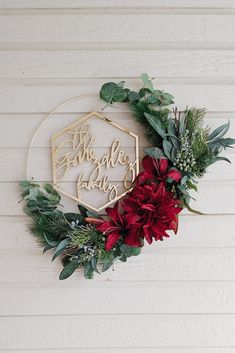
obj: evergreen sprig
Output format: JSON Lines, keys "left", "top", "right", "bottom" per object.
{"left": 99, "top": 74, "right": 235, "bottom": 211}
{"left": 19, "top": 182, "right": 141, "bottom": 280}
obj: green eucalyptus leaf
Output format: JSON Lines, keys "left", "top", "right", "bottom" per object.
{"left": 120, "top": 244, "right": 141, "bottom": 257}
{"left": 19, "top": 180, "right": 32, "bottom": 188}
{"left": 208, "top": 121, "right": 230, "bottom": 141}
{"left": 170, "top": 146, "right": 177, "bottom": 162}
{"left": 144, "top": 147, "right": 165, "bottom": 159}
{"left": 43, "top": 233, "right": 60, "bottom": 247}
{"left": 52, "top": 238, "right": 71, "bottom": 261}
{"left": 84, "top": 261, "right": 94, "bottom": 279}
{"left": 113, "top": 86, "right": 127, "bottom": 102}
{"left": 43, "top": 244, "right": 54, "bottom": 253}
{"left": 102, "top": 259, "right": 114, "bottom": 272}
{"left": 141, "top": 73, "right": 149, "bottom": 84}
{"left": 119, "top": 254, "right": 127, "bottom": 262}
{"left": 144, "top": 113, "right": 166, "bottom": 137}
{"left": 214, "top": 137, "right": 235, "bottom": 147}
{"left": 209, "top": 156, "right": 231, "bottom": 165}
{"left": 128, "top": 91, "right": 140, "bottom": 102}
{"left": 91, "top": 257, "right": 99, "bottom": 273}
{"left": 179, "top": 114, "right": 186, "bottom": 135}
{"left": 44, "top": 183, "right": 56, "bottom": 194}
{"left": 163, "top": 140, "right": 173, "bottom": 160}
{"left": 100, "top": 82, "right": 118, "bottom": 104}
{"left": 59, "top": 259, "right": 79, "bottom": 280}
{"left": 180, "top": 175, "right": 188, "bottom": 185}
{"left": 117, "top": 81, "right": 125, "bottom": 88}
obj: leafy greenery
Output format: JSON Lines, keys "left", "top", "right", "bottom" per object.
{"left": 100, "top": 74, "right": 235, "bottom": 211}
{"left": 19, "top": 182, "right": 141, "bottom": 280}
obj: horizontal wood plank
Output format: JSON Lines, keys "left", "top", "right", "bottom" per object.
{"left": 0, "top": 350, "right": 234, "bottom": 353}
{"left": 1, "top": 248, "right": 235, "bottom": 282}
{"left": 0, "top": 15, "right": 235, "bottom": 45}
{"left": 1, "top": 0, "right": 235, "bottom": 9}
{"left": 1, "top": 281, "right": 235, "bottom": 315}
{"left": 1, "top": 82, "right": 235, "bottom": 112}
{"left": 3, "top": 50, "right": 235, "bottom": 78}
{"left": 1, "top": 314, "right": 235, "bottom": 349}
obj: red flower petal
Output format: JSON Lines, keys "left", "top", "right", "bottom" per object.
{"left": 105, "top": 202, "right": 120, "bottom": 225}
{"left": 142, "top": 156, "right": 156, "bottom": 175}
{"left": 143, "top": 226, "right": 153, "bottom": 244}
{"left": 96, "top": 221, "right": 113, "bottom": 234}
{"left": 167, "top": 168, "right": 182, "bottom": 182}
{"left": 159, "top": 158, "right": 168, "bottom": 175}
{"left": 105, "top": 231, "right": 121, "bottom": 251}
{"left": 124, "top": 227, "right": 142, "bottom": 247}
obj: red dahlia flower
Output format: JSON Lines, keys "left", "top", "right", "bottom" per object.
{"left": 122, "top": 182, "right": 182, "bottom": 244}
{"left": 96, "top": 202, "right": 142, "bottom": 251}
{"left": 137, "top": 156, "right": 182, "bottom": 185}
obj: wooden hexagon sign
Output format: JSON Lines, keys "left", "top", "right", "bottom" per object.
{"left": 51, "top": 112, "right": 139, "bottom": 212}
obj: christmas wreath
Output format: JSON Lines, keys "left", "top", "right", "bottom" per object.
{"left": 20, "top": 74, "right": 235, "bottom": 280}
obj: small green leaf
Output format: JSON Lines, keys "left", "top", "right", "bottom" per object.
{"left": 144, "top": 113, "right": 166, "bottom": 137}
{"left": 91, "top": 256, "right": 99, "bottom": 273}
{"left": 84, "top": 261, "right": 94, "bottom": 279}
{"left": 19, "top": 180, "right": 32, "bottom": 188}
{"left": 141, "top": 73, "right": 149, "bottom": 84}
{"left": 163, "top": 140, "right": 173, "bottom": 160}
{"left": 59, "top": 259, "right": 79, "bottom": 280}
{"left": 215, "top": 137, "right": 235, "bottom": 147}
{"left": 52, "top": 238, "right": 71, "bottom": 261}
{"left": 208, "top": 121, "right": 230, "bottom": 141}
{"left": 209, "top": 156, "right": 231, "bottom": 165}
{"left": 179, "top": 114, "right": 186, "bottom": 135}
{"left": 100, "top": 82, "right": 117, "bottom": 104}
{"left": 144, "top": 147, "right": 165, "bottom": 159}
{"left": 44, "top": 183, "right": 55, "bottom": 194}
{"left": 128, "top": 91, "right": 140, "bottom": 102}
{"left": 180, "top": 175, "right": 188, "bottom": 185}
{"left": 187, "top": 180, "right": 198, "bottom": 192}
{"left": 117, "top": 81, "right": 125, "bottom": 88}
{"left": 43, "top": 233, "right": 60, "bottom": 247}
{"left": 43, "top": 244, "right": 54, "bottom": 253}
{"left": 112, "top": 86, "right": 127, "bottom": 102}
{"left": 120, "top": 244, "right": 141, "bottom": 257}
{"left": 102, "top": 258, "right": 114, "bottom": 272}
{"left": 78, "top": 204, "right": 89, "bottom": 217}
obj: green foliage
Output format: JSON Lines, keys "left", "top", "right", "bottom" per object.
{"left": 20, "top": 182, "right": 143, "bottom": 280}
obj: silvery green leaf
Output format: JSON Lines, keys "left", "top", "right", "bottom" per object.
{"left": 208, "top": 121, "right": 230, "bottom": 141}
{"left": 179, "top": 113, "right": 186, "bottom": 135}
{"left": 59, "top": 259, "right": 79, "bottom": 280}
{"left": 52, "top": 238, "right": 71, "bottom": 261}
{"left": 144, "top": 112, "right": 166, "bottom": 137}
{"left": 144, "top": 147, "right": 165, "bottom": 159}
{"left": 141, "top": 73, "right": 149, "bottom": 84}
{"left": 163, "top": 140, "right": 173, "bottom": 160}
{"left": 209, "top": 156, "right": 231, "bottom": 165}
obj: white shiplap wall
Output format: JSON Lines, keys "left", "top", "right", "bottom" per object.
{"left": 1, "top": 1, "right": 235, "bottom": 352}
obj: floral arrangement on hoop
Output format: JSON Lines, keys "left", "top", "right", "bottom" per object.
{"left": 20, "top": 74, "right": 235, "bottom": 280}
